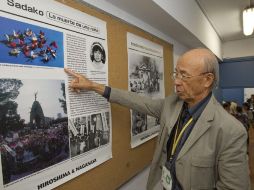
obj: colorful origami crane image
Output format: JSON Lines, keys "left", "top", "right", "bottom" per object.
{"left": 1, "top": 29, "right": 58, "bottom": 63}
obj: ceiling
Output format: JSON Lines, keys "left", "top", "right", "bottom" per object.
{"left": 103, "top": 0, "right": 254, "bottom": 44}
{"left": 102, "top": 0, "right": 206, "bottom": 49}
{"left": 197, "top": 0, "right": 254, "bottom": 42}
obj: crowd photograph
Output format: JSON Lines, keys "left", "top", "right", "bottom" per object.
{"left": 0, "top": 79, "right": 69, "bottom": 184}
{"left": 69, "top": 112, "right": 110, "bottom": 158}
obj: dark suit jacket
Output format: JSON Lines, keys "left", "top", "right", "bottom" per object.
{"left": 109, "top": 88, "right": 250, "bottom": 190}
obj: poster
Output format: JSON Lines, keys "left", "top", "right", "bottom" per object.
{"left": 127, "top": 33, "right": 165, "bottom": 148}
{"left": 0, "top": 0, "right": 111, "bottom": 190}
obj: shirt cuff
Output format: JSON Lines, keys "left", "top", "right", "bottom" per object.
{"left": 102, "top": 86, "right": 111, "bottom": 101}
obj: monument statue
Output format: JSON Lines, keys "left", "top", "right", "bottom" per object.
{"left": 30, "top": 92, "right": 45, "bottom": 128}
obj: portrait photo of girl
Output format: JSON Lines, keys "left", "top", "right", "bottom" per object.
{"left": 90, "top": 42, "right": 106, "bottom": 69}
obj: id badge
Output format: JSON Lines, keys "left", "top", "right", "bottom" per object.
{"left": 161, "top": 165, "right": 172, "bottom": 190}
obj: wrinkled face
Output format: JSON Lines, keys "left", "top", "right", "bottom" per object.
{"left": 94, "top": 50, "right": 102, "bottom": 62}
{"left": 174, "top": 57, "right": 209, "bottom": 105}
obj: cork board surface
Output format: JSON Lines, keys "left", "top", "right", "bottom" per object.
{"left": 55, "top": 0, "right": 174, "bottom": 189}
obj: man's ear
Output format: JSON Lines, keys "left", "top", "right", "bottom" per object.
{"left": 204, "top": 73, "right": 214, "bottom": 88}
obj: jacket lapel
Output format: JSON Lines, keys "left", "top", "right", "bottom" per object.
{"left": 176, "top": 95, "right": 216, "bottom": 160}
{"left": 166, "top": 99, "right": 183, "bottom": 135}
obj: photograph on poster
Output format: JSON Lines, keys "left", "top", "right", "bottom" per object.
{"left": 129, "top": 54, "right": 163, "bottom": 96}
{"left": 128, "top": 51, "right": 163, "bottom": 144}
{"left": 69, "top": 112, "right": 110, "bottom": 158}
{"left": 89, "top": 42, "right": 106, "bottom": 70}
{"left": 131, "top": 111, "right": 147, "bottom": 136}
{"left": 0, "top": 79, "right": 69, "bottom": 185}
{"left": 131, "top": 111, "right": 160, "bottom": 136}
{"left": 0, "top": 16, "right": 64, "bottom": 67}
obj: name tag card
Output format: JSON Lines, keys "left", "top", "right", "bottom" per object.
{"left": 161, "top": 166, "right": 172, "bottom": 190}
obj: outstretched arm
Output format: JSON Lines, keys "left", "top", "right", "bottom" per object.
{"left": 64, "top": 68, "right": 164, "bottom": 118}
{"left": 64, "top": 68, "right": 105, "bottom": 95}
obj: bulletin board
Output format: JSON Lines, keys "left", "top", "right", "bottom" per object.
{"left": 55, "top": 0, "right": 174, "bottom": 189}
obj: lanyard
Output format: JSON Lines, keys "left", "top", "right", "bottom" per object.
{"left": 171, "top": 117, "right": 193, "bottom": 157}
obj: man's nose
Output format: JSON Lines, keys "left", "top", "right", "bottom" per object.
{"left": 174, "top": 77, "right": 182, "bottom": 85}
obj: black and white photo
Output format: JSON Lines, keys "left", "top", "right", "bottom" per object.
{"left": 90, "top": 42, "right": 106, "bottom": 70}
{"left": 127, "top": 33, "right": 164, "bottom": 148}
{"left": 69, "top": 112, "right": 110, "bottom": 157}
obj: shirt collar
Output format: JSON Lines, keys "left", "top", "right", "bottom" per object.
{"left": 186, "top": 92, "right": 212, "bottom": 121}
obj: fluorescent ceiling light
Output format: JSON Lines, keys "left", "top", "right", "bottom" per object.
{"left": 243, "top": 8, "right": 254, "bottom": 36}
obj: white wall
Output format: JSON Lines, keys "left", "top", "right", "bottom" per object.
{"left": 119, "top": 166, "right": 163, "bottom": 190}
{"left": 153, "top": 0, "right": 222, "bottom": 59}
{"left": 119, "top": 166, "right": 149, "bottom": 190}
{"left": 244, "top": 88, "right": 254, "bottom": 102}
{"left": 222, "top": 37, "right": 254, "bottom": 58}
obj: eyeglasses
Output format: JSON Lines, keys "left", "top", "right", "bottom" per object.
{"left": 171, "top": 71, "right": 210, "bottom": 81}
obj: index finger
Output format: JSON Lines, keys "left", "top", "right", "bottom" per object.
{"left": 64, "top": 68, "right": 80, "bottom": 78}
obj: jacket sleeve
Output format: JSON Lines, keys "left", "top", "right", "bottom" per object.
{"left": 109, "top": 88, "right": 164, "bottom": 119}
{"left": 216, "top": 126, "right": 250, "bottom": 190}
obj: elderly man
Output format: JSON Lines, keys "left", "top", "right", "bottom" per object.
{"left": 65, "top": 48, "right": 250, "bottom": 190}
